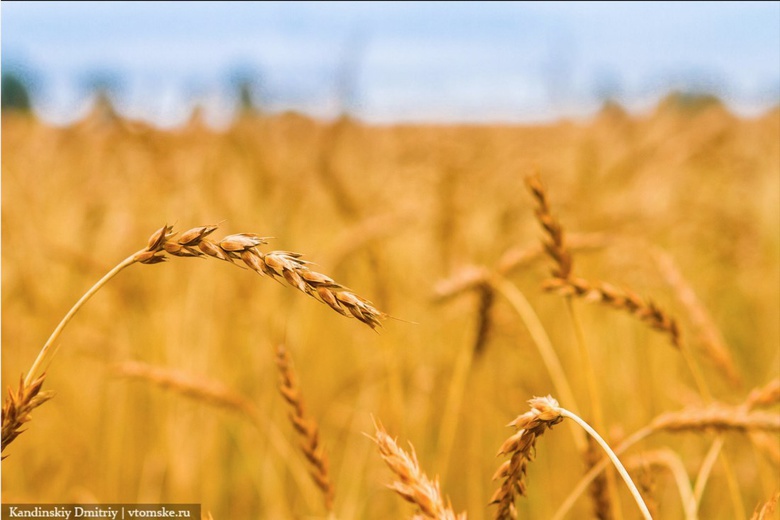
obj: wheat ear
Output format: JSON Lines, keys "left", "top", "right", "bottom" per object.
{"left": 1, "top": 374, "right": 52, "bottom": 456}
{"left": 371, "top": 419, "right": 466, "bottom": 520}
{"left": 275, "top": 344, "right": 335, "bottom": 512}
{"left": 26, "top": 224, "right": 385, "bottom": 384}
{"left": 491, "top": 396, "right": 652, "bottom": 520}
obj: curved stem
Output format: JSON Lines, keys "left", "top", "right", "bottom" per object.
{"left": 559, "top": 408, "right": 653, "bottom": 520}
{"left": 24, "top": 251, "right": 143, "bottom": 386}
{"left": 553, "top": 426, "right": 653, "bottom": 520}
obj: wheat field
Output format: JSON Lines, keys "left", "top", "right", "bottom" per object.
{"left": 2, "top": 96, "right": 779, "bottom": 519}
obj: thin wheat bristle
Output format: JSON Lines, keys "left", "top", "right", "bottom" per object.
{"left": 140, "top": 223, "right": 387, "bottom": 330}
{"left": 372, "top": 419, "right": 466, "bottom": 520}
{"left": 275, "top": 344, "right": 335, "bottom": 512}
{"left": 490, "top": 396, "right": 563, "bottom": 520}
{"left": 1, "top": 373, "right": 52, "bottom": 456}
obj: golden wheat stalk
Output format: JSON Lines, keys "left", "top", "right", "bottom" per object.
{"left": 1, "top": 374, "right": 52, "bottom": 456}
{"left": 492, "top": 396, "right": 652, "bottom": 520}
{"left": 371, "top": 419, "right": 466, "bottom": 520}
{"left": 275, "top": 344, "right": 335, "bottom": 512}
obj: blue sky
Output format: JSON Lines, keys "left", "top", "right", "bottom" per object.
{"left": 3, "top": 1, "right": 779, "bottom": 125}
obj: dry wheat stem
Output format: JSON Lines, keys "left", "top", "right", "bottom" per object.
{"left": 1, "top": 373, "right": 52, "bottom": 456}
{"left": 24, "top": 250, "right": 144, "bottom": 386}
{"left": 275, "top": 344, "right": 335, "bottom": 512}
{"left": 371, "top": 419, "right": 466, "bottom": 520}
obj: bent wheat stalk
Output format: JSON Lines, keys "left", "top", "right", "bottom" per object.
{"left": 491, "top": 396, "right": 652, "bottom": 520}
{"left": 25, "top": 223, "right": 386, "bottom": 384}
{"left": 10, "top": 224, "right": 385, "bottom": 455}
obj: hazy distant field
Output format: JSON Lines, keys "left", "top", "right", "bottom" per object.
{"left": 2, "top": 96, "right": 778, "bottom": 519}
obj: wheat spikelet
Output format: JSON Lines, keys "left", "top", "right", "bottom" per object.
{"left": 1, "top": 373, "right": 52, "bottom": 456}
{"left": 490, "top": 396, "right": 564, "bottom": 520}
{"left": 138, "top": 224, "right": 386, "bottom": 330}
{"left": 543, "top": 276, "right": 681, "bottom": 349}
{"left": 525, "top": 175, "right": 572, "bottom": 280}
{"left": 371, "top": 419, "right": 466, "bottom": 520}
{"left": 275, "top": 345, "right": 335, "bottom": 512}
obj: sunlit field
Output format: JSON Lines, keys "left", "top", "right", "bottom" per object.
{"left": 2, "top": 95, "right": 779, "bottom": 519}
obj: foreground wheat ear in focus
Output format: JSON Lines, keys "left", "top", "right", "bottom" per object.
{"left": 137, "top": 223, "right": 387, "bottom": 330}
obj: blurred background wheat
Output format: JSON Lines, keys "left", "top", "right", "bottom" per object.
{"left": 2, "top": 2, "right": 779, "bottom": 519}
